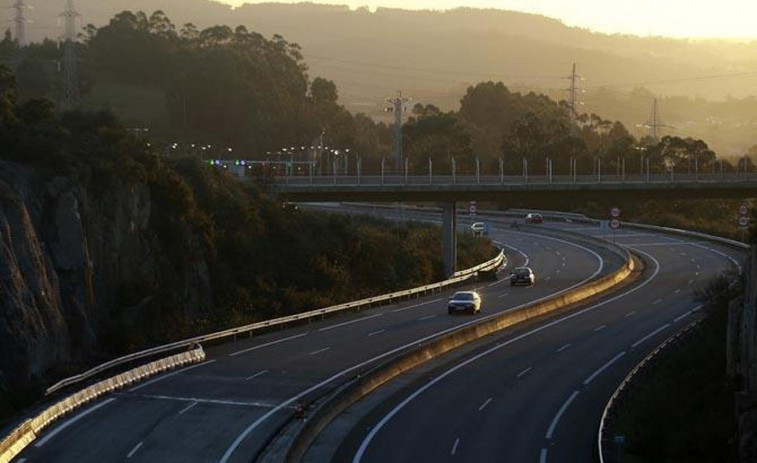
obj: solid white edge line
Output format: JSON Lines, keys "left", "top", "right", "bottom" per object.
{"left": 129, "top": 360, "right": 217, "bottom": 392}
{"left": 227, "top": 229, "right": 608, "bottom": 463}
{"left": 583, "top": 351, "right": 626, "bottom": 386}
{"left": 391, "top": 298, "right": 443, "bottom": 313}
{"left": 631, "top": 324, "right": 672, "bottom": 349}
{"left": 228, "top": 333, "right": 309, "bottom": 357}
{"left": 674, "top": 312, "right": 692, "bottom": 323}
{"left": 545, "top": 390, "right": 580, "bottom": 440}
{"left": 35, "top": 398, "right": 117, "bottom": 447}
{"left": 319, "top": 313, "right": 384, "bottom": 332}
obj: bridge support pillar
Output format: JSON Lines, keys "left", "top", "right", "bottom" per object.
{"left": 442, "top": 201, "right": 457, "bottom": 278}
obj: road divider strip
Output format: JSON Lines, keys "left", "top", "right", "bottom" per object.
{"left": 276, "top": 245, "right": 637, "bottom": 463}
{"left": 0, "top": 346, "right": 205, "bottom": 463}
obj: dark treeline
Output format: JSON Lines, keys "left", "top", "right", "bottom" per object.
{"left": 0, "top": 10, "right": 730, "bottom": 178}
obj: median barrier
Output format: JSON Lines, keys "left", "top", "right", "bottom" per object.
{"left": 0, "top": 347, "right": 205, "bottom": 463}
{"left": 277, "top": 245, "right": 637, "bottom": 463}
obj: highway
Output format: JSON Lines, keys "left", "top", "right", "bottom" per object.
{"left": 310, "top": 218, "right": 744, "bottom": 463}
{"left": 13, "top": 209, "right": 623, "bottom": 462}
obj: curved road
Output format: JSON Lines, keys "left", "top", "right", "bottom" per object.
{"left": 14, "top": 211, "right": 622, "bottom": 462}
{"left": 320, "top": 219, "right": 743, "bottom": 463}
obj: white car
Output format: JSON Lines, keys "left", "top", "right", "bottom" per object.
{"left": 448, "top": 291, "right": 482, "bottom": 314}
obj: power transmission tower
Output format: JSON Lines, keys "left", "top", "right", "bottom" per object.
{"left": 565, "top": 63, "right": 584, "bottom": 132}
{"left": 12, "top": 0, "right": 29, "bottom": 47}
{"left": 637, "top": 98, "right": 670, "bottom": 145}
{"left": 60, "top": 0, "right": 80, "bottom": 110}
{"left": 385, "top": 91, "right": 412, "bottom": 169}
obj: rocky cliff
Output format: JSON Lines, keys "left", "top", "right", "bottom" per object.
{"left": 0, "top": 160, "right": 211, "bottom": 408}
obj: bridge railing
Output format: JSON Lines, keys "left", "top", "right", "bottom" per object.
{"left": 45, "top": 247, "right": 505, "bottom": 396}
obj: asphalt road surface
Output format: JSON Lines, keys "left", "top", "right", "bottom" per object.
{"left": 321, "top": 219, "right": 743, "bottom": 463}
{"left": 14, "top": 209, "right": 622, "bottom": 463}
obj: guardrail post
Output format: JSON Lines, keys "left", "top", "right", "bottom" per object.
{"left": 442, "top": 202, "right": 458, "bottom": 278}
{"left": 548, "top": 158, "right": 553, "bottom": 184}
{"left": 381, "top": 157, "right": 385, "bottom": 186}
{"left": 523, "top": 158, "right": 528, "bottom": 184}
{"left": 622, "top": 158, "right": 626, "bottom": 182}
{"left": 646, "top": 158, "right": 650, "bottom": 183}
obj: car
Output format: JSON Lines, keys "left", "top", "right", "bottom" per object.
{"left": 525, "top": 213, "right": 543, "bottom": 224}
{"left": 471, "top": 222, "right": 488, "bottom": 236}
{"left": 510, "top": 267, "right": 535, "bottom": 286}
{"left": 448, "top": 291, "right": 482, "bottom": 314}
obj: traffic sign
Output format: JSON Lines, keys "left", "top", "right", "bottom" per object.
{"left": 739, "top": 205, "right": 749, "bottom": 216}
{"left": 739, "top": 216, "right": 750, "bottom": 228}
{"left": 469, "top": 201, "right": 477, "bottom": 215}
{"left": 610, "top": 207, "right": 621, "bottom": 218}
{"left": 610, "top": 219, "right": 621, "bottom": 230}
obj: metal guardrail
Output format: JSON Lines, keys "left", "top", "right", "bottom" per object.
{"left": 0, "top": 347, "right": 206, "bottom": 463}
{"left": 596, "top": 320, "right": 702, "bottom": 463}
{"left": 46, "top": 249, "right": 505, "bottom": 395}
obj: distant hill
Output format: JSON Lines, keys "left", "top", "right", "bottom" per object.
{"left": 7, "top": 1, "right": 757, "bottom": 155}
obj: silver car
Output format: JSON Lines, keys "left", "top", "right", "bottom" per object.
{"left": 448, "top": 291, "right": 482, "bottom": 315}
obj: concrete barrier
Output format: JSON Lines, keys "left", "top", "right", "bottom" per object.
{"left": 278, "top": 249, "right": 637, "bottom": 463}
{"left": 0, "top": 347, "right": 206, "bottom": 463}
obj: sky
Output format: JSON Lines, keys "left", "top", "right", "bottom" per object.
{"left": 216, "top": 0, "right": 757, "bottom": 39}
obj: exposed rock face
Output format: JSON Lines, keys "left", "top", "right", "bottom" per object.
{"left": 0, "top": 161, "right": 211, "bottom": 400}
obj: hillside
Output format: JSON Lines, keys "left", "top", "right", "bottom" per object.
{"left": 5, "top": 1, "right": 757, "bottom": 155}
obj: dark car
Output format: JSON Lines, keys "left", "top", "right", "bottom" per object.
{"left": 511, "top": 267, "right": 536, "bottom": 286}
{"left": 525, "top": 213, "right": 543, "bottom": 224}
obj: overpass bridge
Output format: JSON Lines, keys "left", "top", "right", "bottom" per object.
{"left": 269, "top": 172, "right": 757, "bottom": 277}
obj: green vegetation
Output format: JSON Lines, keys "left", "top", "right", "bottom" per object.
{"left": 612, "top": 275, "right": 739, "bottom": 462}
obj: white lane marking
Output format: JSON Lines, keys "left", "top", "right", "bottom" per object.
{"left": 319, "top": 313, "right": 384, "bottom": 332}
{"left": 230, "top": 232, "right": 607, "bottom": 463}
{"left": 178, "top": 401, "right": 198, "bottom": 415}
{"left": 131, "top": 393, "right": 278, "bottom": 408}
{"left": 246, "top": 370, "right": 270, "bottom": 381}
{"left": 583, "top": 352, "right": 626, "bottom": 386}
{"left": 562, "top": 262, "right": 566, "bottom": 268}
{"left": 539, "top": 448, "right": 548, "bottom": 463}
{"left": 35, "top": 398, "right": 117, "bottom": 447}
{"left": 697, "top": 264, "right": 701, "bottom": 269}
{"left": 625, "top": 311, "right": 637, "bottom": 318}
{"left": 17, "top": 459, "right": 26, "bottom": 463}
{"left": 557, "top": 343, "right": 571, "bottom": 353}
{"left": 653, "top": 299, "right": 663, "bottom": 305}
{"left": 229, "top": 333, "right": 309, "bottom": 357}
{"left": 546, "top": 390, "right": 580, "bottom": 439}
{"left": 674, "top": 312, "right": 692, "bottom": 323}
{"left": 451, "top": 438, "right": 460, "bottom": 455}
{"left": 632, "top": 324, "right": 672, "bottom": 349}
{"left": 497, "top": 292, "right": 510, "bottom": 298}
{"left": 418, "top": 315, "right": 437, "bottom": 321}
{"left": 687, "top": 242, "right": 742, "bottom": 274}
{"left": 309, "top": 347, "right": 332, "bottom": 356}
{"left": 478, "top": 397, "right": 493, "bottom": 411}
{"left": 692, "top": 304, "right": 703, "bottom": 312}
{"left": 129, "top": 360, "right": 217, "bottom": 392}
{"left": 368, "top": 329, "right": 386, "bottom": 337}
{"left": 674, "top": 289, "right": 681, "bottom": 294}
{"left": 594, "top": 325, "right": 606, "bottom": 332}
{"left": 516, "top": 367, "right": 532, "bottom": 378}
{"left": 680, "top": 252, "right": 687, "bottom": 256}
{"left": 351, "top": 250, "right": 659, "bottom": 463}
{"left": 127, "top": 441, "right": 143, "bottom": 459}
{"left": 392, "top": 298, "right": 443, "bottom": 313}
